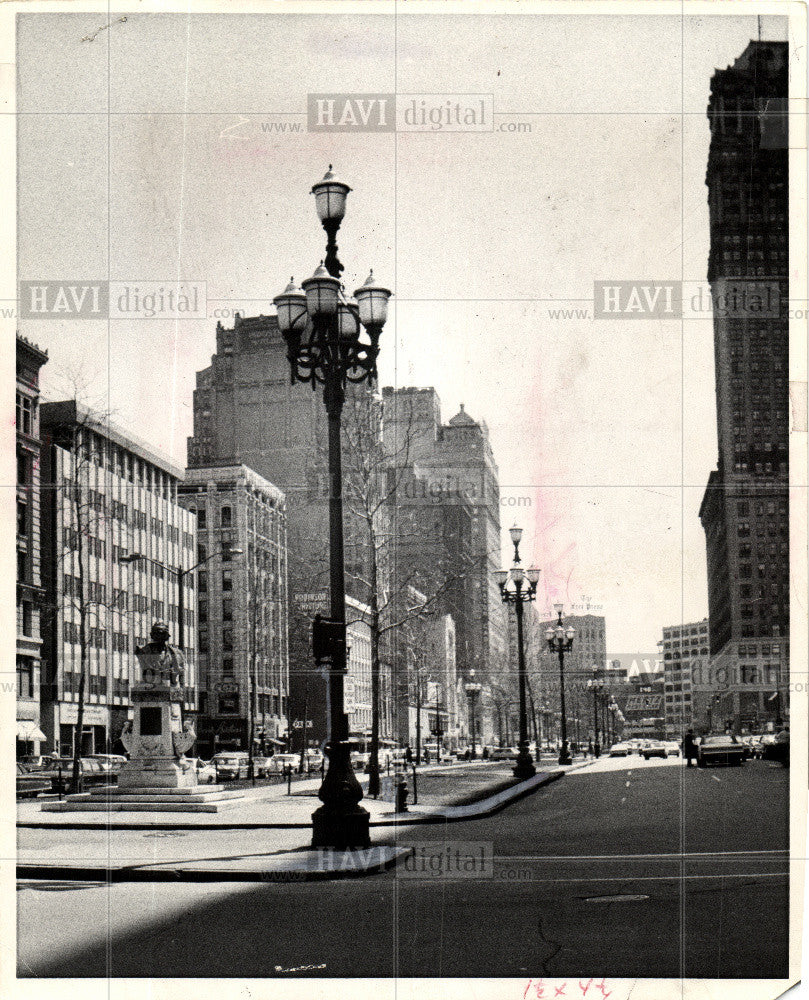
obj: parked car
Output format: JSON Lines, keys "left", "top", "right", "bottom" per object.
{"left": 488, "top": 746, "right": 517, "bottom": 762}
{"left": 609, "top": 742, "right": 632, "bottom": 757}
{"left": 211, "top": 752, "right": 250, "bottom": 780}
{"left": 696, "top": 734, "right": 745, "bottom": 767}
{"left": 88, "top": 754, "right": 128, "bottom": 773}
{"left": 16, "top": 762, "right": 52, "bottom": 799}
{"left": 350, "top": 750, "right": 370, "bottom": 770}
{"left": 265, "top": 753, "right": 299, "bottom": 775}
{"left": 304, "top": 749, "right": 325, "bottom": 772}
{"left": 18, "top": 755, "right": 50, "bottom": 770}
{"left": 663, "top": 741, "right": 681, "bottom": 757}
{"left": 185, "top": 757, "right": 217, "bottom": 783}
{"left": 641, "top": 740, "right": 667, "bottom": 760}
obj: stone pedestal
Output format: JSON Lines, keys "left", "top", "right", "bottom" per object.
{"left": 117, "top": 683, "right": 197, "bottom": 789}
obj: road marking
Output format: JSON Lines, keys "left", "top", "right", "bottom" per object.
{"left": 712, "top": 775, "right": 721, "bottom": 782}
{"left": 585, "top": 893, "right": 649, "bottom": 902}
{"left": 496, "top": 850, "right": 788, "bottom": 862}
{"left": 625, "top": 780, "right": 631, "bottom": 787}
{"left": 620, "top": 797, "right": 626, "bottom": 805}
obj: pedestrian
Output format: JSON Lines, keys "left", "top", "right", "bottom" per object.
{"left": 587, "top": 739, "right": 594, "bottom": 758}
{"left": 405, "top": 746, "right": 413, "bottom": 764}
{"left": 683, "top": 728, "right": 697, "bottom": 767}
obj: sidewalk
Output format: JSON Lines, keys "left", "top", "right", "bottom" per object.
{"left": 16, "top": 758, "right": 594, "bottom": 882}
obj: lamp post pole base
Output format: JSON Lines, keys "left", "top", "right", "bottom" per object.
{"left": 558, "top": 743, "right": 572, "bottom": 766}
{"left": 513, "top": 751, "right": 536, "bottom": 781}
{"left": 312, "top": 804, "right": 371, "bottom": 850}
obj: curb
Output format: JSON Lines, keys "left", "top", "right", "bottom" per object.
{"left": 18, "top": 762, "right": 585, "bottom": 832}
{"left": 17, "top": 847, "right": 413, "bottom": 884}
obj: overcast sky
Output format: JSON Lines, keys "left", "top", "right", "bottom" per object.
{"left": 15, "top": 8, "right": 790, "bottom": 653}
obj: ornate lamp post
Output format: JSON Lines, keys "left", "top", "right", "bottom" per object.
{"left": 545, "top": 603, "right": 575, "bottom": 766}
{"left": 587, "top": 666, "right": 603, "bottom": 757}
{"left": 465, "top": 671, "right": 482, "bottom": 759}
{"left": 494, "top": 525, "right": 540, "bottom": 780}
{"left": 273, "top": 166, "right": 392, "bottom": 849}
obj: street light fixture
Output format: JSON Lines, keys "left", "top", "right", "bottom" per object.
{"left": 546, "top": 602, "right": 575, "bottom": 765}
{"left": 273, "top": 166, "right": 392, "bottom": 850}
{"left": 465, "top": 671, "right": 482, "bottom": 759}
{"left": 587, "top": 665, "right": 603, "bottom": 757}
{"left": 495, "top": 525, "right": 540, "bottom": 780}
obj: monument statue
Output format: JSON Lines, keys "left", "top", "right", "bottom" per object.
{"left": 135, "top": 620, "right": 186, "bottom": 689}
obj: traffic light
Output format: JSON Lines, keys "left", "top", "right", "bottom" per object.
{"left": 312, "top": 614, "right": 346, "bottom": 665}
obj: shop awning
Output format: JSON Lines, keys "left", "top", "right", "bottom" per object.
{"left": 17, "top": 721, "right": 46, "bottom": 742}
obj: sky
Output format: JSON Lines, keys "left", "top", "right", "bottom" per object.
{"left": 14, "top": 7, "right": 791, "bottom": 653}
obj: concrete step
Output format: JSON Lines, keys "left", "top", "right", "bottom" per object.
{"left": 114, "top": 784, "right": 225, "bottom": 794}
{"left": 74, "top": 792, "right": 244, "bottom": 804}
{"left": 40, "top": 800, "right": 238, "bottom": 813}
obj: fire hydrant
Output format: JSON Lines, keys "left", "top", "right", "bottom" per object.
{"left": 395, "top": 775, "right": 409, "bottom": 813}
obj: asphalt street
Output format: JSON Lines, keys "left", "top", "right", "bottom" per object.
{"left": 17, "top": 755, "right": 790, "bottom": 979}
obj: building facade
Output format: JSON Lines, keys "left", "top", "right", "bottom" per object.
{"left": 381, "top": 387, "right": 507, "bottom": 703}
{"left": 179, "top": 465, "right": 289, "bottom": 756}
{"left": 16, "top": 336, "right": 49, "bottom": 758}
{"left": 699, "top": 41, "right": 790, "bottom": 731}
{"left": 40, "top": 401, "right": 198, "bottom": 757}
{"left": 659, "top": 618, "right": 710, "bottom": 736}
{"left": 186, "top": 313, "right": 390, "bottom": 743}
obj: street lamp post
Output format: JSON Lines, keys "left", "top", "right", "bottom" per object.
{"left": 494, "top": 525, "right": 540, "bottom": 781}
{"left": 546, "top": 603, "right": 575, "bottom": 766}
{"left": 587, "top": 666, "right": 603, "bottom": 757}
{"left": 273, "top": 167, "right": 391, "bottom": 849}
{"left": 465, "top": 672, "right": 482, "bottom": 759}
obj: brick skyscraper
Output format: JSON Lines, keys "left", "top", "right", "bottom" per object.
{"left": 699, "top": 41, "right": 789, "bottom": 731}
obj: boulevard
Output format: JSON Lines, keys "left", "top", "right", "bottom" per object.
{"left": 18, "top": 755, "right": 788, "bottom": 979}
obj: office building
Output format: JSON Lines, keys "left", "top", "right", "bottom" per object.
{"left": 179, "top": 465, "right": 289, "bottom": 756}
{"left": 40, "top": 401, "right": 198, "bottom": 757}
{"left": 699, "top": 41, "right": 790, "bottom": 730}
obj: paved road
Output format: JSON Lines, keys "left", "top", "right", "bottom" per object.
{"left": 17, "top": 755, "right": 789, "bottom": 979}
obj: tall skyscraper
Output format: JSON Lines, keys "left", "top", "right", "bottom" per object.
{"left": 187, "top": 313, "right": 392, "bottom": 743}
{"left": 381, "top": 387, "right": 507, "bottom": 692}
{"left": 699, "top": 41, "right": 789, "bottom": 731}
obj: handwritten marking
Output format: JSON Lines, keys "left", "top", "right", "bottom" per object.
{"left": 274, "top": 963, "right": 326, "bottom": 973}
{"left": 81, "top": 16, "right": 127, "bottom": 42}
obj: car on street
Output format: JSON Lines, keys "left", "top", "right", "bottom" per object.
{"left": 16, "top": 762, "right": 52, "bottom": 798}
{"left": 304, "top": 749, "right": 325, "bottom": 772}
{"left": 641, "top": 740, "right": 667, "bottom": 760}
{"left": 696, "top": 734, "right": 745, "bottom": 767}
{"left": 265, "top": 753, "right": 299, "bottom": 775}
{"left": 761, "top": 730, "right": 789, "bottom": 766}
{"left": 211, "top": 751, "right": 250, "bottom": 780}
{"left": 609, "top": 742, "right": 632, "bottom": 757}
{"left": 663, "top": 741, "right": 681, "bottom": 757}
{"left": 185, "top": 757, "right": 217, "bottom": 783}
{"left": 488, "top": 746, "right": 517, "bottom": 761}
{"left": 89, "top": 754, "right": 128, "bottom": 773}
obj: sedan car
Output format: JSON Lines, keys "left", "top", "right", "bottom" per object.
{"left": 609, "top": 742, "right": 632, "bottom": 757}
{"left": 210, "top": 752, "right": 250, "bottom": 780}
{"left": 488, "top": 746, "right": 517, "bottom": 761}
{"left": 696, "top": 734, "right": 745, "bottom": 767}
{"left": 16, "top": 762, "right": 52, "bottom": 799}
{"left": 185, "top": 757, "right": 217, "bottom": 783}
{"left": 663, "top": 741, "right": 681, "bottom": 757}
{"left": 641, "top": 740, "right": 667, "bottom": 760}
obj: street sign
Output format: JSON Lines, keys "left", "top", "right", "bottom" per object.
{"left": 292, "top": 720, "right": 313, "bottom": 730}
{"left": 344, "top": 679, "right": 356, "bottom": 713}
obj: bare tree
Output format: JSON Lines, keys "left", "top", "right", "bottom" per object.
{"left": 339, "top": 388, "right": 479, "bottom": 796}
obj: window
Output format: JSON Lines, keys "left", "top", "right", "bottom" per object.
{"left": 221, "top": 506, "right": 232, "bottom": 528}
{"left": 16, "top": 394, "right": 33, "bottom": 435}
{"left": 222, "top": 628, "right": 233, "bottom": 651}
{"left": 17, "top": 501, "right": 27, "bottom": 537}
{"left": 16, "top": 657, "right": 34, "bottom": 699}
{"left": 197, "top": 508, "right": 206, "bottom": 529}
{"left": 222, "top": 657, "right": 234, "bottom": 674}
{"left": 222, "top": 598, "right": 233, "bottom": 622}
{"left": 222, "top": 570, "right": 232, "bottom": 592}
{"left": 21, "top": 601, "right": 33, "bottom": 636}
{"left": 17, "top": 550, "right": 27, "bottom": 582}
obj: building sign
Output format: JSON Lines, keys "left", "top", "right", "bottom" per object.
{"left": 295, "top": 591, "right": 329, "bottom": 615}
{"left": 344, "top": 679, "right": 356, "bottom": 713}
{"left": 292, "top": 719, "right": 313, "bottom": 730}
{"left": 59, "top": 704, "right": 109, "bottom": 726}
{"left": 625, "top": 694, "right": 663, "bottom": 713}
